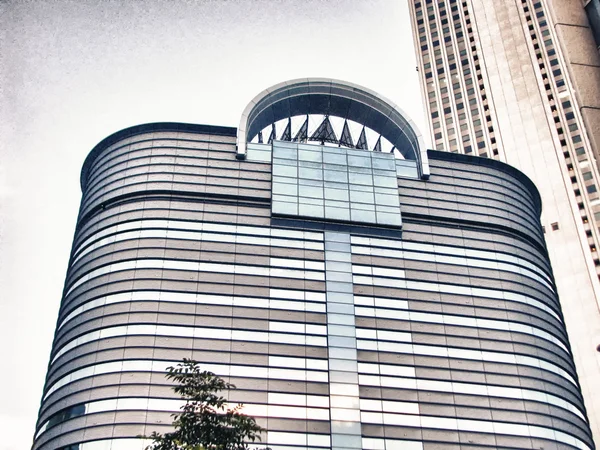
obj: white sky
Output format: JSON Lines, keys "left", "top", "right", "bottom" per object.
{"left": 0, "top": 2, "right": 425, "bottom": 449}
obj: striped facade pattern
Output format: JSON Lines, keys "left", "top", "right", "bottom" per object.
{"left": 33, "top": 124, "right": 594, "bottom": 450}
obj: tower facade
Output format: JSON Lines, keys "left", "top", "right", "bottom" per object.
{"left": 408, "top": 0, "right": 600, "bottom": 442}
{"left": 33, "top": 79, "right": 594, "bottom": 450}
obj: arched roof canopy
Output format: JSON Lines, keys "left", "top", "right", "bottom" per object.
{"left": 237, "top": 78, "right": 429, "bottom": 178}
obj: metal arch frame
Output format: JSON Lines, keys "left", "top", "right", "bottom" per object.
{"left": 237, "top": 78, "right": 430, "bottom": 179}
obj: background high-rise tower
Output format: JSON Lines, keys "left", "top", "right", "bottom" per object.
{"left": 408, "top": 0, "right": 600, "bottom": 441}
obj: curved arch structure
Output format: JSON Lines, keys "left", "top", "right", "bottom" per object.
{"left": 237, "top": 78, "right": 430, "bottom": 179}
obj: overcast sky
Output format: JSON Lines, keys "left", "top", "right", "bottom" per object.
{"left": 0, "top": 2, "right": 425, "bottom": 449}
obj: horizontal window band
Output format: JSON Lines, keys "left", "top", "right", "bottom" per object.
{"left": 84, "top": 168, "right": 270, "bottom": 205}
{"left": 399, "top": 217, "right": 548, "bottom": 272}
{"left": 358, "top": 397, "right": 589, "bottom": 438}
{"left": 58, "top": 290, "right": 327, "bottom": 330}
{"left": 72, "top": 219, "right": 325, "bottom": 263}
{"left": 356, "top": 360, "right": 582, "bottom": 412}
{"left": 353, "top": 269, "right": 555, "bottom": 321}
{"left": 43, "top": 359, "right": 329, "bottom": 400}
{"left": 355, "top": 338, "right": 576, "bottom": 387}
{"left": 37, "top": 396, "right": 331, "bottom": 440}
{"left": 87, "top": 150, "right": 264, "bottom": 182}
{"left": 401, "top": 166, "right": 538, "bottom": 206}
{"left": 47, "top": 437, "right": 330, "bottom": 450}
{"left": 400, "top": 200, "right": 541, "bottom": 240}
{"left": 362, "top": 438, "right": 423, "bottom": 450}
{"left": 68, "top": 254, "right": 325, "bottom": 291}
{"left": 37, "top": 398, "right": 590, "bottom": 450}
{"left": 353, "top": 248, "right": 553, "bottom": 294}
{"left": 79, "top": 188, "right": 271, "bottom": 224}
{"left": 401, "top": 212, "right": 548, "bottom": 259}
{"left": 52, "top": 323, "right": 329, "bottom": 364}
{"left": 351, "top": 237, "right": 552, "bottom": 284}
{"left": 76, "top": 190, "right": 271, "bottom": 232}
{"left": 358, "top": 373, "right": 585, "bottom": 421}
{"left": 85, "top": 157, "right": 270, "bottom": 191}
{"left": 87, "top": 141, "right": 241, "bottom": 179}
{"left": 415, "top": 163, "right": 536, "bottom": 200}
{"left": 353, "top": 299, "right": 568, "bottom": 352}
{"left": 356, "top": 328, "right": 412, "bottom": 344}
{"left": 81, "top": 181, "right": 272, "bottom": 218}
{"left": 87, "top": 136, "right": 238, "bottom": 178}
{"left": 352, "top": 275, "right": 561, "bottom": 322}
{"left": 400, "top": 185, "right": 540, "bottom": 226}
{"left": 360, "top": 411, "right": 590, "bottom": 450}
{"left": 65, "top": 259, "right": 325, "bottom": 298}
{"left": 44, "top": 438, "right": 153, "bottom": 450}
{"left": 49, "top": 329, "right": 578, "bottom": 404}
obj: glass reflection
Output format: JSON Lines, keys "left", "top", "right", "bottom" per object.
{"left": 45, "top": 358, "right": 330, "bottom": 400}
{"left": 357, "top": 370, "right": 583, "bottom": 419}
{"left": 52, "top": 321, "right": 330, "bottom": 364}
{"left": 66, "top": 257, "right": 325, "bottom": 297}
{"left": 354, "top": 337, "right": 575, "bottom": 385}
{"left": 72, "top": 220, "right": 324, "bottom": 264}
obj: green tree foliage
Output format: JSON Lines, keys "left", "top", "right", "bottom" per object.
{"left": 144, "top": 359, "right": 268, "bottom": 450}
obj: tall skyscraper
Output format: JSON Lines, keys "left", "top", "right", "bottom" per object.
{"left": 408, "top": 0, "right": 600, "bottom": 442}
{"left": 32, "top": 79, "right": 594, "bottom": 450}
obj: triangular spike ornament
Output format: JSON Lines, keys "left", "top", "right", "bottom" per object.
{"left": 310, "top": 116, "right": 338, "bottom": 145}
{"left": 280, "top": 118, "right": 292, "bottom": 141}
{"left": 356, "top": 127, "right": 368, "bottom": 150}
{"left": 268, "top": 124, "right": 276, "bottom": 144}
{"left": 258, "top": 131, "right": 263, "bottom": 144}
{"left": 373, "top": 136, "right": 382, "bottom": 152}
{"left": 293, "top": 116, "right": 309, "bottom": 142}
{"left": 339, "top": 120, "right": 354, "bottom": 148}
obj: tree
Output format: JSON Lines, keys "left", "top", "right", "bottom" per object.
{"left": 144, "top": 359, "right": 268, "bottom": 450}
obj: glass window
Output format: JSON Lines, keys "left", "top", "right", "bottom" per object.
{"left": 273, "top": 183, "right": 298, "bottom": 196}
{"left": 323, "top": 152, "right": 346, "bottom": 165}
{"left": 374, "top": 193, "right": 399, "bottom": 207}
{"left": 273, "top": 164, "right": 298, "bottom": 177}
{"left": 299, "top": 203, "right": 324, "bottom": 217}
{"left": 372, "top": 157, "right": 396, "bottom": 171}
{"left": 299, "top": 197, "right": 324, "bottom": 207}
{"left": 324, "top": 170, "right": 348, "bottom": 183}
{"left": 298, "top": 149, "right": 322, "bottom": 162}
{"left": 325, "top": 207, "right": 350, "bottom": 221}
{"left": 373, "top": 176, "right": 398, "bottom": 189}
{"left": 349, "top": 209, "right": 374, "bottom": 223}
{"left": 299, "top": 167, "right": 323, "bottom": 180}
{"left": 272, "top": 201, "right": 298, "bottom": 215}
{"left": 325, "top": 199, "right": 348, "bottom": 209}
{"left": 327, "top": 292, "right": 354, "bottom": 304}
{"left": 273, "top": 146, "right": 298, "bottom": 159}
{"left": 298, "top": 185, "right": 323, "bottom": 198}
{"left": 348, "top": 172, "right": 373, "bottom": 185}
{"left": 347, "top": 155, "right": 370, "bottom": 167}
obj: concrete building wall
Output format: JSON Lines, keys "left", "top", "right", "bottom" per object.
{"left": 409, "top": 0, "right": 600, "bottom": 442}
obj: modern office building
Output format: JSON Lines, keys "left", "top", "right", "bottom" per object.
{"left": 407, "top": 0, "right": 600, "bottom": 442}
{"left": 33, "top": 79, "right": 595, "bottom": 450}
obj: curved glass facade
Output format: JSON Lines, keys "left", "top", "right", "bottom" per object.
{"left": 32, "top": 85, "right": 594, "bottom": 450}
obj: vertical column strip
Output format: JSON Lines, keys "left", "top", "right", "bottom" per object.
{"left": 324, "top": 231, "right": 362, "bottom": 450}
